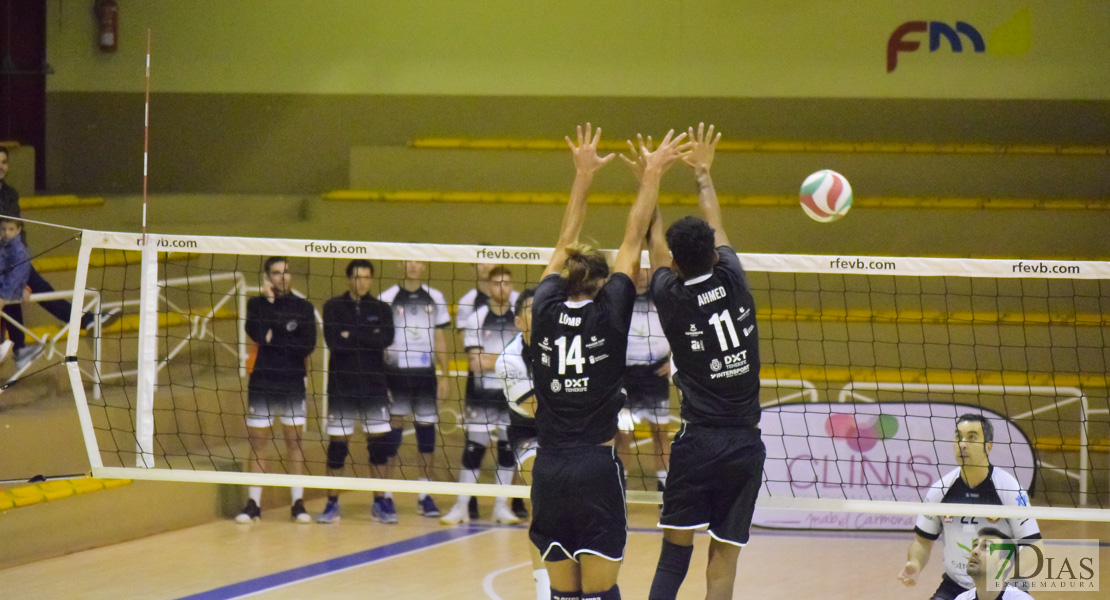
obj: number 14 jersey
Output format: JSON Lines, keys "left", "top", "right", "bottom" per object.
{"left": 530, "top": 272, "right": 636, "bottom": 448}
{"left": 650, "top": 246, "right": 761, "bottom": 428}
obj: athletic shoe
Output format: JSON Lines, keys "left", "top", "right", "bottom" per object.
{"left": 0, "top": 340, "right": 12, "bottom": 363}
{"left": 468, "top": 495, "right": 479, "bottom": 519}
{"left": 417, "top": 495, "right": 441, "bottom": 517}
{"left": 439, "top": 501, "right": 470, "bottom": 526}
{"left": 13, "top": 342, "right": 44, "bottom": 370}
{"left": 371, "top": 497, "right": 399, "bottom": 524}
{"left": 511, "top": 497, "right": 529, "bottom": 520}
{"left": 492, "top": 501, "right": 521, "bottom": 525}
{"left": 84, "top": 307, "right": 123, "bottom": 333}
{"left": 317, "top": 499, "right": 340, "bottom": 524}
{"left": 235, "top": 499, "right": 261, "bottom": 524}
{"left": 291, "top": 499, "right": 311, "bottom": 523}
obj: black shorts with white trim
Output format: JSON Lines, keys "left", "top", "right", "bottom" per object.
{"left": 529, "top": 445, "right": 626, "bottom": 562}
{"left": 659, "top": 423, "right": 764, "bottom": 546}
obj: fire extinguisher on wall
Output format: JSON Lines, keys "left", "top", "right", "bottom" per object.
{"left": 95, "top": 0, "right": 119, "bottom": 52}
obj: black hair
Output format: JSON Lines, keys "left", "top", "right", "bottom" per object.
{"left": 514, "top": 287, "right": 536, "bottom": 316}
{"left": 976, "top": 526, "right": 1008, "bottom": 541}
{"left": 263, "top": 256, "right": 288, "bottom": 274}
{"left": 665, "top": 216, "right": 716, "bottom": 278}
{"left": 956, "top": 413, "right": 994, "bottom": 444}
{"left": 346, "top": 259, "right": 374, "bottom": 277}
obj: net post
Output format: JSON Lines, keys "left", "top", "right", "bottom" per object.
{"left": 66, "top": 232, "right": 105, "bottom": 469}
{"left": 134, "top": 236, "right": 159, "bottom": 468}
{"left": 1079, "top": 395, "right": 1089, "bottom": 506}
{"left": 236, "top": 272, "right": 247, "bottom": 379}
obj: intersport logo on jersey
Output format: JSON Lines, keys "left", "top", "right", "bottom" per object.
{"left": 754, "top": 403, "right": 1037, "bottom": 530}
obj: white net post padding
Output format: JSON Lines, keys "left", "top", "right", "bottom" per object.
{"left": 66, "top": 229, "right": 1110, "bottom": 522}
{"left": 135, "top": 236, "right": 159, "bottom": 468}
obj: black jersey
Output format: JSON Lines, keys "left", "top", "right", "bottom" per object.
{"left": 245, "top": 294, "right": 317, "bottom": 394}
{"left": 650, "top": 246, "right": 760, "bottom": 427}
{"left": 531, "top": 272, "right": 636, "bottom": 448}
{"left": 323, "top": 292, "right": 395, "bottom": 397}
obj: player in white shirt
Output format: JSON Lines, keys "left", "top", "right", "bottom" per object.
{"left": 615, "top": 266, "right": 672, "bottom": 492}
{"left": 495, "top": 288, "right": 551, "bottom": 600}
{"left": 899, "top": 414, "right": 1041, "bottom": 599}
{"left": 377, "top": 260, "right": 452, "bottom": 522}
{"left": 456, "top": 260, "right": 522, "bottom": 519}
{"left": 953, "top": 527, "right": 1035, "bottom": 600}
{"left": 440, "top": 266, "right": 521, "bottom": 525}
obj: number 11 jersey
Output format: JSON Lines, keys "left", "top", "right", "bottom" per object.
{"left": 650, "top": 246, "right": 761, "bottom": 428}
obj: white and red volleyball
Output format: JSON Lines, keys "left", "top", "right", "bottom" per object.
{"left": 799, "top": 169, "right": 853, "bottom": 223}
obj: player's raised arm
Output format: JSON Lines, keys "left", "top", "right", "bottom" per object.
{"left": 614, "top": 130, "right": 688, "bottom": 278}
{"left": 683, "top": 123, "right": 728, "bottom": 249}
{"left": 646, "top": 204, "right": 669, "bottom": 275}
{"left": 542, "top": 123, "right": 615, "bottom": 280}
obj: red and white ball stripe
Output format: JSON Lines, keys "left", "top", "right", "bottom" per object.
{"left": 799, "top": 169, "right": 853, "bottom": 223}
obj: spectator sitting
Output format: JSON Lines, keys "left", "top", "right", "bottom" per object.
{"left": 0, "top": 217, "right": 37, "bottom": 366}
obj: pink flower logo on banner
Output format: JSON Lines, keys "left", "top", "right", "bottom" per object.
{"left": 825, "top": 414, "right": 900, "bottom": 453}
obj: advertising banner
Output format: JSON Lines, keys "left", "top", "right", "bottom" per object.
{"left": 755, "top": 402, "right": 1037, "bottom": 530}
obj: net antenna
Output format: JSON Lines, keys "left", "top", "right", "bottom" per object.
{"left": 141, "top": 28, "right": 151, "bottom": 245}
{"left": 135, "top": 29, "right": 157, "bottom": 467}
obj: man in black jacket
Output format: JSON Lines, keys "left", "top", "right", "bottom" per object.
{"left": 235, "top": 256, "right": 318, "bottom": 524}
{"left": 317, "top": 259, "right": 396, "bottom": 524}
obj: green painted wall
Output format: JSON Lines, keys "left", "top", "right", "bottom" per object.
{"left": 47, "top": 1, "right": 1110, "bottom": 99}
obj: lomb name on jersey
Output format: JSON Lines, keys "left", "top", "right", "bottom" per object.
{"left": 697, "top": 286, "right": 727, "bottom": 306}
{"left": 559, "top": 313, "right": 582, "bottom": 327}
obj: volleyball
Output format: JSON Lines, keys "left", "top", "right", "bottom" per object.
{"left": 799, "top": 169, "right": 853, "bottom": 222}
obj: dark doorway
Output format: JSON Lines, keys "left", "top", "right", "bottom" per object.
{"left": 0, "top": 0, "right": 47, "bottom": 191}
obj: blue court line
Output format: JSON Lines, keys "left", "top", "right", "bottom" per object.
{"left": 176, "top": 525, "right": 488, "bottom": 600}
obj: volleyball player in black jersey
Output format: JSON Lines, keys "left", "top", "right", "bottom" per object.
{"left": 644, "top": 124, "right": 766, "bottom": 600}
{"left": 529, "top": 124, "right": 687, "bottom": 600}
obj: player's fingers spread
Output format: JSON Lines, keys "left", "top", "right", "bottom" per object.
{"left": 592, "top": 126, "right": 603, "bottom": 147}
{"left": 565, "top": 136, "right": 576, "bottom": 151}
{"left": 697, "top": 122, "right": 705, "bottom": 140}
{"left": 712, "top": 132, "right": 721, "bottom": 146}
{"left": 660, "top": 129, "right": 675, "bottom": 145}
{"left": 599, "top": 152, "right": 616, "bottom": 165}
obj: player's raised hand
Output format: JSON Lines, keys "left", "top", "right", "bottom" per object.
{"left": 683, "top": 122, "right": 721, "bottom": 173}
{"left": 624, "top": 129, "right": 689, "bottom": 178}
{"left": 620, "top": 134, "right": 652, "bottom": 182}
{"left": 566, "top": 123, "right": 615, "bottom": 177}
{"left": 897, "top": 561, "right": 920, "bottom": 586}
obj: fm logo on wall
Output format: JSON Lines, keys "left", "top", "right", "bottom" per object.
{"left": 755, "top": 403, "right": 1037, "bottom": 530}
{"left": 887, "top": 7, "right": 1032, "bottom": 72}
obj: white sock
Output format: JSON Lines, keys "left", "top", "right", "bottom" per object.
{"left": 248, "top": 486, "right": 262, "bottom": 505}
{"left": 657, "top": 469, "right": 668, "bottom": 484}
{"left": 290, "top": 486, "right": 304, "bottom": 502}
{"left": 496, "top": 466, "right": 516, "bottom": 486}
{"left": 533, "top": 568, "right": 550, "bottom": 600}
{"left": 494, "top": 496, "right": 509, "bottom": 510}
{"left": 384, "top": 491, "right": 393, "bottom": 499}
{"left": 455, "top": 469, "right": 477, "bottom": 507}
{"left": 418, "top": 476, "right": 428, "bottom": 500}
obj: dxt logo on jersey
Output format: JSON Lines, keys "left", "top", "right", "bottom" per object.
{"left": 886, "top": 8, "right": 1031, "bottom": 72}
{"left": 825, "top": 414, "right": 900, "bottom": 453}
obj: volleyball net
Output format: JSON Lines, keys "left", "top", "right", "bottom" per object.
{"left": 65, "top": 229, "right": 1110, "bottom": 524}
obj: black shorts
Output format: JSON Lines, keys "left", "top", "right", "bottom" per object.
{"left": 530, "top": 445, "right": 626, "bottom": 562}
{"left": 326, "top": 392, "right": 391, "bottom": 435}
{"left": 625, "top": 364, "right": 669, "bottom": 405}
{"left": 930, "top": 574, "right": 969, "bottom": 600}
{"left": 386, "top": 367, "right": 438, "bottom": 423}
{"left": 659, "top": 423, "right": 765, "bottom": 546}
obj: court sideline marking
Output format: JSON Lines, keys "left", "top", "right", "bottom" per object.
{"left": 176, "top": 526, "right": 494, "bottom": 600}
{"left": 482, "top": 560, "right": 532, "bottom": 600}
